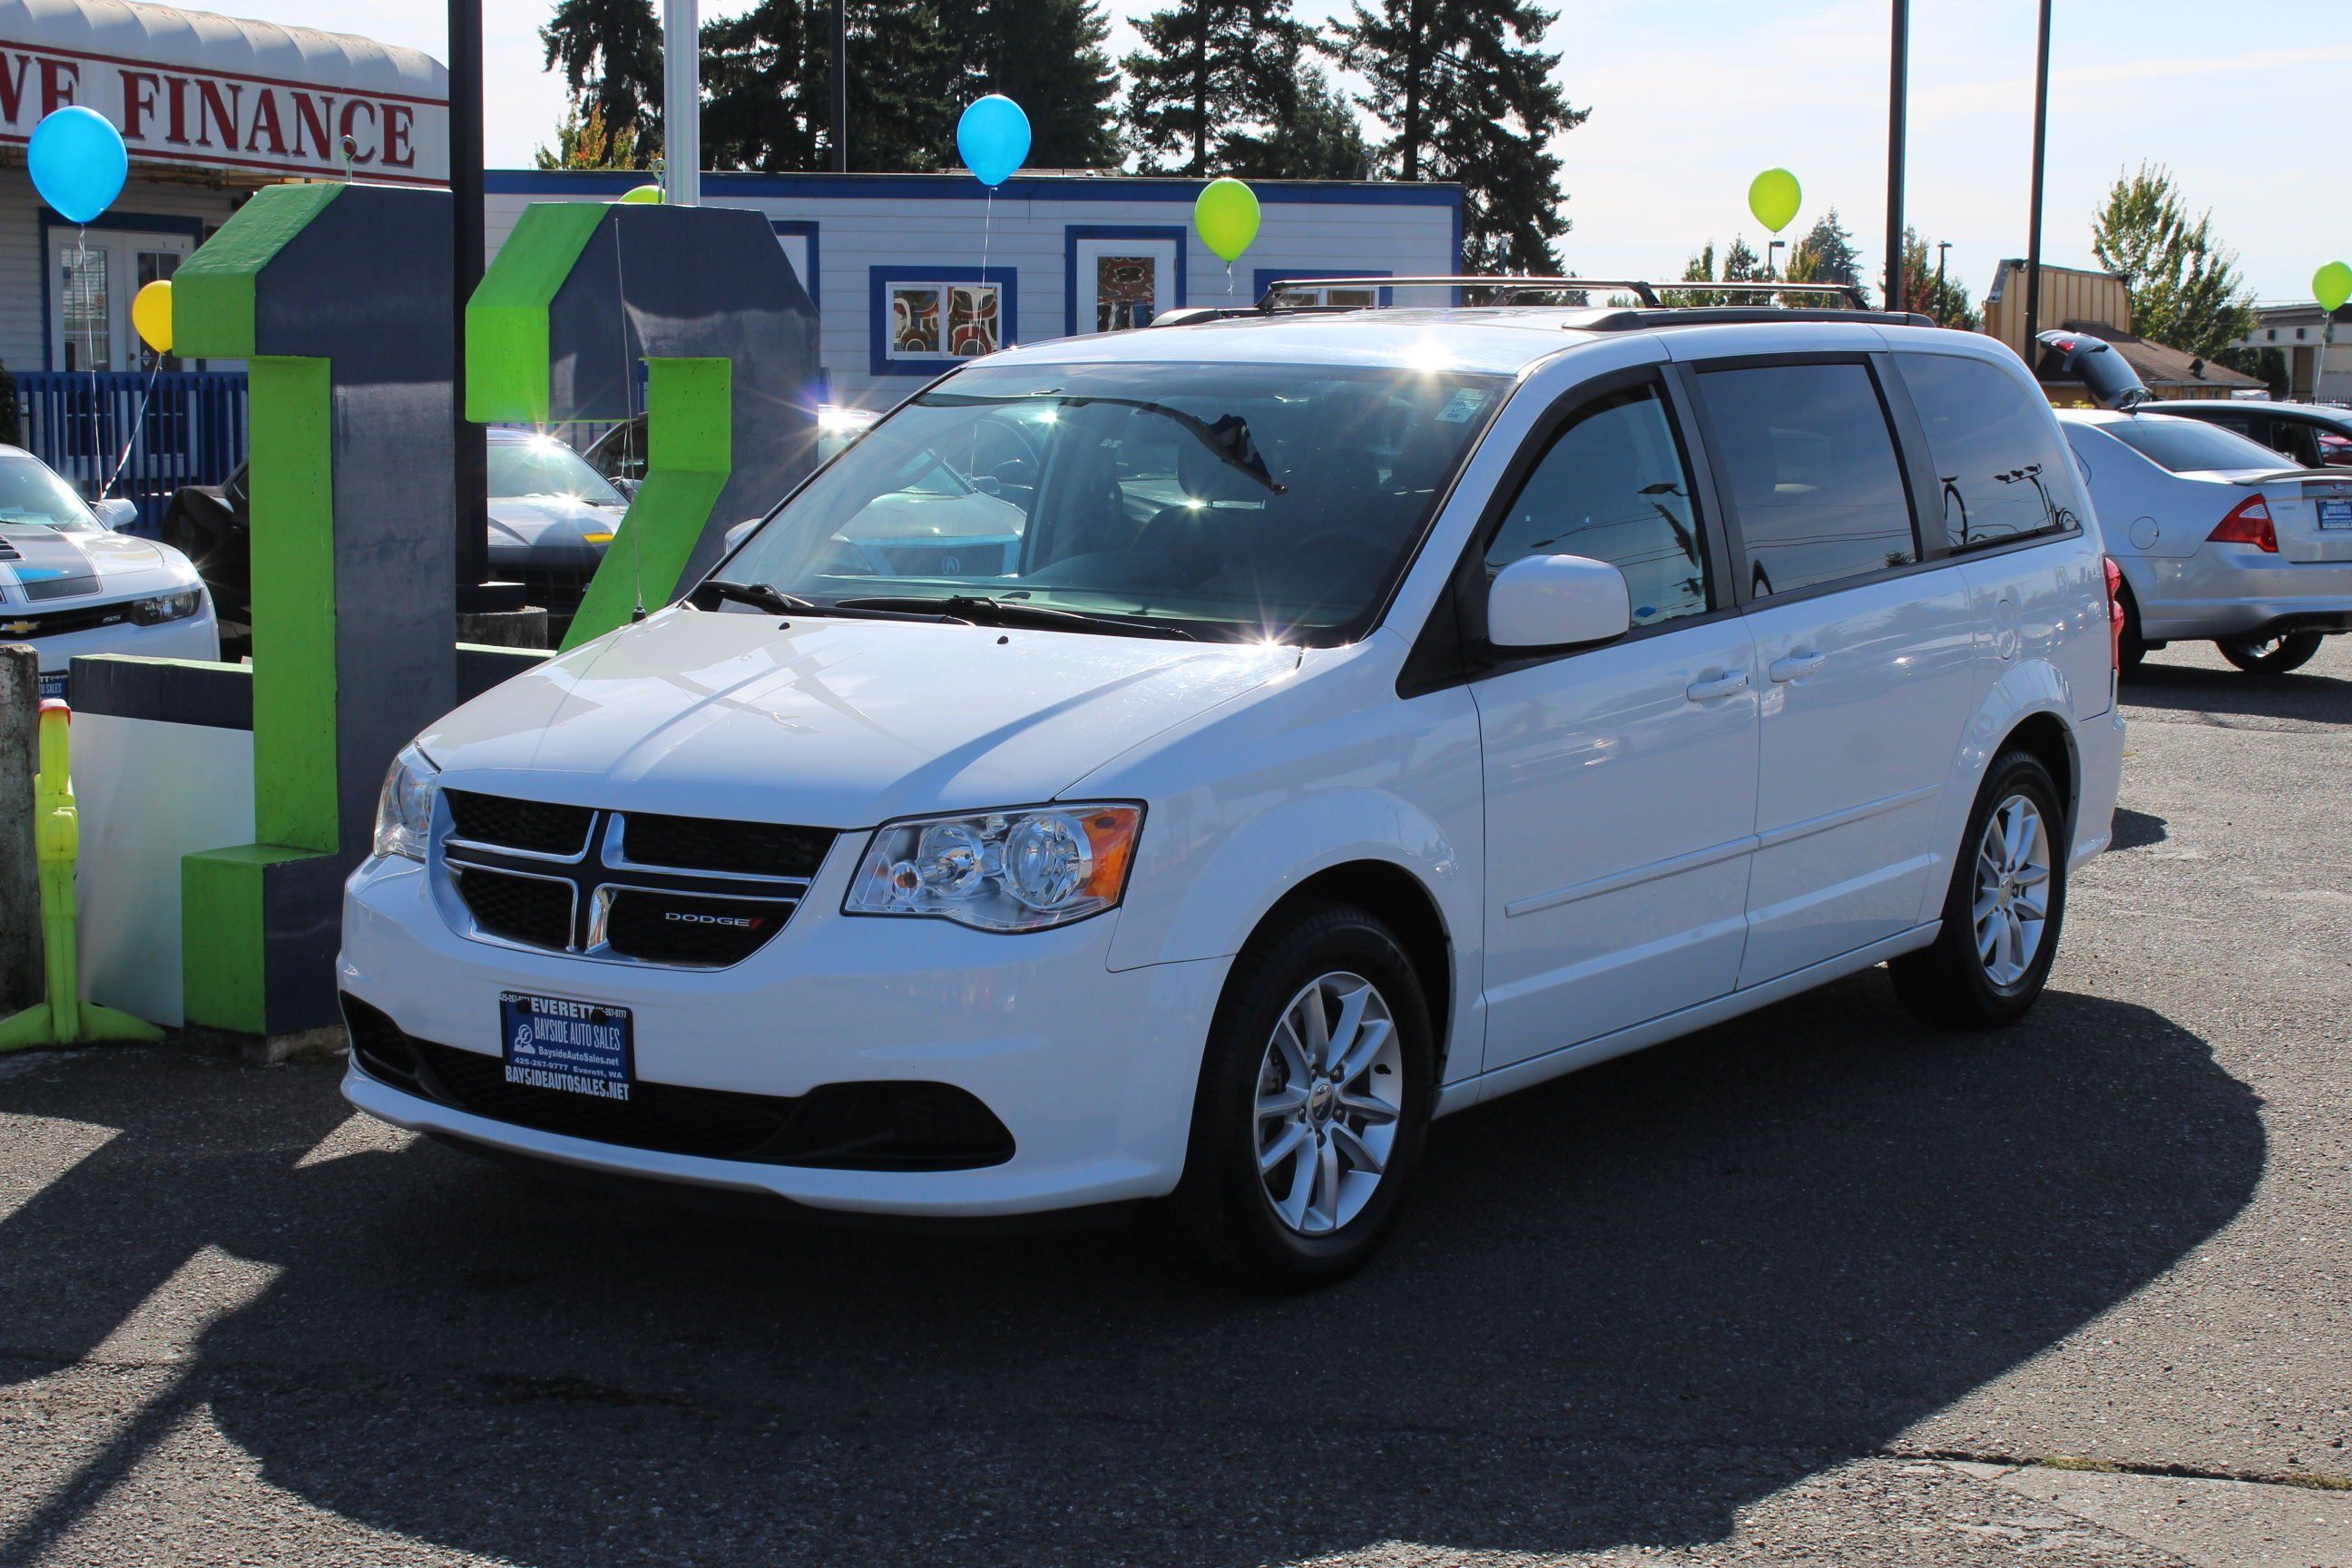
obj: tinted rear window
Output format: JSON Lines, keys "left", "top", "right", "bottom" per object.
{"left": 1901, "top": 354, "right": 2077, "bottom": 551}
{"left": 2102, "top": 415, "right": 2288, "bottom": 474}
{"left": 1698, "top": 362, "right": 1917, "bottom": 596}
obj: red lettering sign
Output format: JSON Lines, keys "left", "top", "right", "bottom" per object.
{"left": 120, "top": 68, "right": 157, "bottom": 138}
{"left": 338, "top": 97, "right": 375, "bottom": 163}
{"left": 383, "top": 102, "right": 412, "bottom": 168}
{"left": 37, "top": 56, "right": 76, "bottom": 114}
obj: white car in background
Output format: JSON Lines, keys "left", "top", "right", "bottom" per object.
{"left": 2058, "top": 408, "right": 2352, "bottom": 674}
{"left": 0, "top": 443, "right": 217, "bottom": 699}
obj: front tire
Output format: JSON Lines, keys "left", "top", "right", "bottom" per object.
{"left": 2215, "top": 631, "right": 2322, "bottom": 675}
{"left": 1891, "top": 750, "right": 2069, "bottom": 1029}
{"left": 1168, "top": 901, "right": 1434, "bottom": 1291}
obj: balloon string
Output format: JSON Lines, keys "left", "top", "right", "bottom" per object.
{"left": 77, "top": 228, "right": 103, "bottom": 503}
{"left": 1226, "top": 261, "right": 1234, "bottom": 301}
{"left": 100, "top": 356, "right": 162, "bottom": 503}
{"left": 979, "top": 187, "right": 995, "bottom": 348}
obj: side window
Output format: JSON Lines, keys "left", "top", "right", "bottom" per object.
{"left": 2271, "top": 419, "right": 2324, "bottom": 469}
{"left": 1899, "top": 354, "right": 2077, "bottom": 551}
{"left": 1485, "top": 384, "right": 1710, "bottom": 630}
{"left": 1697, "top": 362, "right": 1917, "bottom": 596}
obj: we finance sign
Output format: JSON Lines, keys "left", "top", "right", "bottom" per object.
{"left": 0, "top": 36, "right": 447, "bottom": 185}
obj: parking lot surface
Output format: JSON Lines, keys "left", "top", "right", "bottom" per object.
{"left": 1, "top": 639, "right": 2347, "bottom": 1568}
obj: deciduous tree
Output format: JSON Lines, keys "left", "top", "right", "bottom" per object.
{"left": 2089, "top": 162, "right": 2255, "bottom": 360}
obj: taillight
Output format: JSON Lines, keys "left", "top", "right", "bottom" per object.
{"left": 2102, "top": 554, "right": 2125, "bottom": 671}
{"left": 2209, "top": 494, "right": 2277, "bottom": 553}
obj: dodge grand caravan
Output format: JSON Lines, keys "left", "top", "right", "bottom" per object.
{"left": 341, "top": 286, "right": 2126, "bottom": 1288}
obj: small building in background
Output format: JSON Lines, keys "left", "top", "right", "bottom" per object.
{"left": 1980, "top": 259, "right": 2264, "bottom": 404}
{"left": 2230, "top": 302, "right": 2351, "bottom": 404}
{"left": 483, "top": 170, "right": 1465, "bottom": 413}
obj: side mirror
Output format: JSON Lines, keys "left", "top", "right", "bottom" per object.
{"left": 722, "top": 517, "right": 760, "bottom": 555}
{"left": 93, "top": 496, "right": 140, "bottom": 530}
{"left": 1486, "top": 554, "right": 1631, "bottom": 650}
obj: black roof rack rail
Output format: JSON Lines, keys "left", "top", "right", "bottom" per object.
{"left": 1254, "top": 275, "right": 1668, "bottom": 308}
{"left": 1576, "top": 306, "right": 1936, "bottom": 332}
{"left": 1140, "top": 276, "right": 1930, "bottom": 329}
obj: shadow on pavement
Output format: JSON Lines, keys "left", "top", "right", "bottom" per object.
{"left": 0, "top": 975, "right": 2263, "bottom": 1564}
{"left": 2123, "top": 658, "right": 2352, "bottom": 725}
{"left": 2109, "top": 808, "right": 2169, "bottom": 850}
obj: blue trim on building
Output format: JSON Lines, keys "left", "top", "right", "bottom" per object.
{"left": 1252, "top": 268, "right": 1396, "bottom": 309}
{"left": 35, "top": 210, "right": 211, "bottom": 372}
{"left": 769, "top": 218, "right": 821, "bottom": 306}
{"left": 1062, "top": 224, "right": 1188, "bottom": 336}
{"left": 486, "top": 169, "right": 1465, "bottom": 211}
{"left": 868, "top": 265, "right": 1020, "bottom": 377}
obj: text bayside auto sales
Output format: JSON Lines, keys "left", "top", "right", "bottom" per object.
{"left": 0, "top": 43, "right": 445, "bottom": 184}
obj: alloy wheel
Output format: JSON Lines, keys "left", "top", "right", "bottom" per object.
{"left": 1254, "top": 971, "right": 1404, "bottom": 1236}
{"left": 1973, "top": 793, "right": 2053, "bottom": 988}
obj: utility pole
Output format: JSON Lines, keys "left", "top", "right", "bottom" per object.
{"left": 1936, "top": 240, "right": 1951, "bottom": 326}
{"left": 663, "top": 0, "right": 701, "bottom": 206}
{"left": 2024, "top": 0, "right": 2053, "bottom": 355}
{"left": 447, "top": 0, "right": 495, "bottom": 610}
{"left": 1769, "top": 239, "right": 1787, "bottom": 280}
{"left": 831, "top": 0, "right": 848, "bottom": 172}
{"left": 1884, "top": 0, "right": 1909, "bottom": 311}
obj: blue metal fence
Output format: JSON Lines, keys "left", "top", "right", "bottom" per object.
{"left": 12, "top": 371, "right": 249, "bottom": 536}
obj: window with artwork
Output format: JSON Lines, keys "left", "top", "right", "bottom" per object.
{"left": 889, "top": 282, "right": 1002, "bottom": 360}
{"left": 1094, "top": 254, "right": 1157, "bottom": 331}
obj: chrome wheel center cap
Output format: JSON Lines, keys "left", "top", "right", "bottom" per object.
{"left": 1306, "top": 1077, "right": 1337, "bottom": 1123}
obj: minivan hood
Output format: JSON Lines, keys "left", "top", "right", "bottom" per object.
{"left": 418, "top": 607, "right": 1299, "bottom": 827}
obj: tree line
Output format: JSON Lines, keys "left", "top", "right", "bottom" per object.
{"left": 537, "top": 0, "right": 1586, "bottom": 270}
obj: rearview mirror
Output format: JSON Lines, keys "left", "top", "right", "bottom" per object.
{"left": 1486, "top": 554, "right": 1631, "bottom": 650}
{"left": 93, "top": 496, "right": 139, "bottom": 530}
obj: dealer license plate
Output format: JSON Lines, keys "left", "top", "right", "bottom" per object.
{"left": 37, "top": 672, "right": 66, "bottom": 701}
{"left": 2317, "top": 497, "right": 2352, "bottom": 530}
{"left": 499, "top": 992, "right": 633, "bottom": 1101}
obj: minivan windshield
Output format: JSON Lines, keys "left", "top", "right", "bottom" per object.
{"left": 0, "top": 452, "right": 99, "bottom": 534}
{"left": 720, "top": 360, "right": 1508, "bottom": 643}
{"left": 2102, "top": 415, "right": 2292, "bottom": 475}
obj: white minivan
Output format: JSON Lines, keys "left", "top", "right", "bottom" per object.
{"left": 341, "top": 293, "right": 2126, "bottom": 1288}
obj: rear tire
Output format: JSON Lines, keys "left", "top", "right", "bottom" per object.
{"left": 2215, "top": 631, "right": 2322, "bottom": 675}
{"left": 2117, "top": 591, "right": 2147, "bottom": 673}
{"left": 1166, "top": 901, "right": 1434, "bottom": 1292}
{"left": 1891, "top": 750, "right": 2069, "bottom": 1029}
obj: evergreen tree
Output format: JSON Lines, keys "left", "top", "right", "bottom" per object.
{"left": 1122, "top": 0, "right": 1308, "bottom": 177}
{"left": 1239, "top": 64, "right": 1370, "bottom": 181}
{"left": 1323, "top": 0, "right": 1588, "bottom": 272}
{"left": 1720, "top": 235, "right": 1760, "bottom": 281}
{"left": 541, "top": 0, "right": 663, "bottom": 162}
{"left": 534, "top": 102, "right": 644, "bottom": 171}
{"left": 2089, "top": 162, "right": 2255, "bottom": 360}
{"left": 941, "top": 0, "right": 1122, "bottom": 170}
{"left": 1666, "top": 240, "right": 1725, "bottom": 307}
{"left": 700, "top": 0, "right": 956, "bottom": 173}
{"left": 1897, "top": 228, "right": 1978, "bottom": 329}
{"left": 1788, "top": 208, "right": 1862, "bottom": 290}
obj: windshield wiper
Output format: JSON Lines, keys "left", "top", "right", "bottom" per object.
{"left": 830, "top": 594, "right": 1196, "bottom": 641}
{"left": 691, "top": 579, "right": 970, "bottom": 623}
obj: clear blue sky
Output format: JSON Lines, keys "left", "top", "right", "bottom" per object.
{"left": 289, "top": 0, "right": 2349, "bottom": 305}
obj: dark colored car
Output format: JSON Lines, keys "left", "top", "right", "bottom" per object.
{"left": 2159, "top": 399, "right": 2352, "bottom": 470}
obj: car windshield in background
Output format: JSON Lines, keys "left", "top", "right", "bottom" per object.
{"left": 2104, "top": 416, "right": 2293, "bottom": 475}
{"left": 720, "top": 361, "right": 1507, "bottom": 643}
{"left": 489, "top": 435, "right": 627, "bottom": 508}
{"left": 0, "top": 453, "right": 98, "bottom": 533}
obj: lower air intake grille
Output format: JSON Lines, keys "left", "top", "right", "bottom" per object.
{"left": 342, "top": 995, "right": 1014, "bottom": 1171}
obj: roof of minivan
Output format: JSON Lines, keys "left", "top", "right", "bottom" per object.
{"left": 982, "top": 307, "right": 2012, "bottom": 379}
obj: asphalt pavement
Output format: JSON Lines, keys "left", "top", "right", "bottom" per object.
{"left": 1, "top": 637, "right": 2347, "bottom": 1567}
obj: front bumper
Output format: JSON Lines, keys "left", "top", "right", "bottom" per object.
{"left": 338, "top": 854, "right": 1228, "bottom": 1217}
{"left": 2128, "top": 546, "right": 2352, "bottom": 640}
{"left": 24, "top": 602, "right": 220, "bottom": 680}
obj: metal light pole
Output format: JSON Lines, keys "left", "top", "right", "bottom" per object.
{"left": 1935, "top": 240, "right": 1951, "bottom": 326}
{"left": 448, "top": 0, "right": 493, "bottom": 605}
{"left": 1769, "top": 239, "right": 1787, "bottom": 279}
{"left": 1884, "top": 0, "right": 1909, "bottom": 311}
{"left": 662, "top": 0, "right": 701, "bottom": 206}
{"left": 2024, "top": 0, "right": 2053, "bottom": 354}
{"left": 831, "top": 0, "right": 848, "bottom": 172}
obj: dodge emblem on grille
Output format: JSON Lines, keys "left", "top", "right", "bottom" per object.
{"left": 665, "top": 910, "right": 763, "bottom": 929}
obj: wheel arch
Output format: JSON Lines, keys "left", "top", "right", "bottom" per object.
{"left": 1241, "top": 860, "right": 1458, "bottom": 1079}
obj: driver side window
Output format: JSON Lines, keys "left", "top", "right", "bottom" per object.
{"left": 1485, "top": 384, "right": 1713, "bottom": 630}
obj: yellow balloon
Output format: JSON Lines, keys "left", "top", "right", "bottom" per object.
{"left": 619, "top": 183, "right": 663, "bottom": 204}
{"left": 1194, "top": 177, "right": 1260, "bottom": 264}
{"left": 132, "top": 279, "right": 172, "bottom": 355}
{"left": 1748, "top": 168, "right": 1802, "bottom": 234}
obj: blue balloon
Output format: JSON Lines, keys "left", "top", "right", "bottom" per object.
{"left": 956, "top": 95, "right": 1030, "bottom": 189}
{"left": 28, "top": 106, "right": 127, "bottom": 225}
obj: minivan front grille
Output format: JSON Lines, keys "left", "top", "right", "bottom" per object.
{"left": 433, "top": 795, "right": 834, "bottom": 969}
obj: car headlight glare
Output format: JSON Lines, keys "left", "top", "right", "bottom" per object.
{"left": 372, "top": 744, "right": 438, "bottom": 861}
{"left": 131, "top": 588, "right": 202, "bottom": 625}
{"left": 847, "top": 804, "right": 1141, "bottom": 931}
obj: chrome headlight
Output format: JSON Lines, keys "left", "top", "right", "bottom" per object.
{"left": 130, "top": 587, "right": 202, "bottom": 625}
{"left": 372, "top": 744, "right": 438, "bottom": 861}
{"left": 844, "top": 804, "right": 1142, "bottom": 932}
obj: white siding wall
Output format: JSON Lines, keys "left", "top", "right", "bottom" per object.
{"left": 0, "top": 172, "right": 244, "bottom": 371}
{"left": 484, "top": 177, "right": 1459, "bottom": 410}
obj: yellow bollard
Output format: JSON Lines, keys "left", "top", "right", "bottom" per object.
{"left": 0, "top": 701, "right": 163, "bottom": 1050}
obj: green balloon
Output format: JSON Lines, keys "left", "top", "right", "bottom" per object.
{"left": 1749, "top": 168, "right": 1801, "bottom": 234}
{"left": 2317, "top": 260, "right": 2352, "bottom": 315}
{"left": 619, "top": 183, "right": 663, "bottom": 205}
{"left": 1194, "top": 177, "right": 1261, "bottom": 264}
